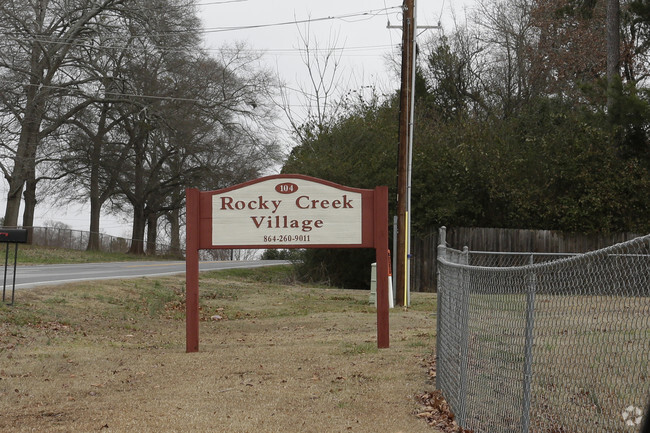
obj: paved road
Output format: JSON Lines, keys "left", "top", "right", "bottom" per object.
{"left": 1, "top": 260, "right": 288, "bottom": 290}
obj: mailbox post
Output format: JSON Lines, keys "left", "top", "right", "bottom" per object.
{"left": 1, "top": 228, "right": 28, "bottom": 305}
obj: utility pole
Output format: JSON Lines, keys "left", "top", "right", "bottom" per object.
{"left": 396, "top": 0, "right": 415, "bottom": 307}
{"left": 394, "top": 1, "right": 439, "bottom": 306}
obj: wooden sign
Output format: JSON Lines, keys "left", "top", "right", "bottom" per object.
{"left": 185, "top": 174, "right": 390, "bottom": 352}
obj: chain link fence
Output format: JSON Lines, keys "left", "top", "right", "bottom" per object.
{"left": 436, "top": 226, "right": 650, "bottom": 433}
{"left": 16, "top": 226, "right": 255, "bottom": 260}
{"left": 23, "top": 226, "right": 176, "bottom": 255}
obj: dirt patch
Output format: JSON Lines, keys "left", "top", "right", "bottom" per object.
{"left": 0, "top": 268, "right": 443, "bottom": 432}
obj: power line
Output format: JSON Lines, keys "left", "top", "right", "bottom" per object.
{"left": 1, "top": 4, "right": 401, "bottom": 59}
{"left": 105, "top": 0, "right": 249, "bottom": 12}
{"left": 1, "top": 5, "right": 401, "bottom": 56}
{"left": 0, "top": 38, "right": 393, "bottom": 57}
{"left": 0, "top": 78, "right": 332, "bottom": 108}
{"left": 2, "top": 6, "right": 400, "bottom": 40}
{"left": 0, "top": 78, "right": 215, "bottom": 104}
{"left": 200, "top": 7, "right": 399, "bottom": 34}
{"left": 197, "top": 0, "right": 248, "bottom": 6}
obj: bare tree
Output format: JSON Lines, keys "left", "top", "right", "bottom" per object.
{"left": 105, "top": 43, "right": 280, "bottom": 254}
{"left": 54, "top": 0, "right": 198, "bottom": 250}
{"left": 473, "top": 0, "right": 540, "bottom": 114}
{"left": 0, "top": 0, "right": 125, "bottom": 230}
{"left": 422, "top": 23, "right": 492, "bottom": 119}
{"left": 279, "top": 22, "right": 350, "bottom": 144}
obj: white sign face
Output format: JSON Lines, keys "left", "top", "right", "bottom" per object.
{"left": 211, "top": 178, "right": 362, "bottom": 246}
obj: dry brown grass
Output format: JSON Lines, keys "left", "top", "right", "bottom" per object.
{"left": 0, "top": 267, "right": 441, "bottom": 432}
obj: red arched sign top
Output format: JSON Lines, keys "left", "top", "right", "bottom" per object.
{"left": 185, "top": 174, "right": 390, "bottom": 352}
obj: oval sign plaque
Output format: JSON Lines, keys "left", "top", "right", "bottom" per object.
{"left": 275, "top": 182, "right": 298, "bottom": 194}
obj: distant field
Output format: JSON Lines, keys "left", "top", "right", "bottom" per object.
{"left": 2, "top": 244, "right": 175, "bottom": 265}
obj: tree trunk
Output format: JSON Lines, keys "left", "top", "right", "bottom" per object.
{"left": 22, "top": 133, "right": 40, "bottom": 231}
{"left": 21, "top": 166, "right": 38, "bottom": 232}
{"left": 4, "top": 178, "right": 24, "bottom": 228}
{"left": 22, "top": 175, "right": 37, "bottom": 244}
{"left": 146, "top": 213, "right": 158, "bottom": 255}
{"left": 167, "top": 207, "right": 182, "bottom": 258}
{"left": 127, "top": 127, "right": 147, "bottom": 254}
{"left": 86, "top": 126, "right": 105, "bottom": 251}
{"left": 87, "top": 194, "right": 102, "bottom": 251}
{"left": 129, "top": 203, "right": 146, "bottom": 255}
{"left": 5, "top": 111, "right": 42, "bottom": 227}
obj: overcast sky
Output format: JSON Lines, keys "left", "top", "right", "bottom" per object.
{"left": 198, "top": 0, "right": 473, "bottom": 100}
{"left": 25, "top": 0, "right": 475, "bottom": 236}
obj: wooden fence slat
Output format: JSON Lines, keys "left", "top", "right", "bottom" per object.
{"left": 411, "top": 227, "right": 643, "bottom": 292}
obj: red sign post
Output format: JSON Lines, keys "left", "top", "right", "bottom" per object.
{"left": 185, "top": 174, "right": 390, "bottom": 352}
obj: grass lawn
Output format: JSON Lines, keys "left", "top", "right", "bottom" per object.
{"left": 0, "top": 265, "right": 442, "bottom": 432}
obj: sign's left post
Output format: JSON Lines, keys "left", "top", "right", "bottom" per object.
{"left": 185, "top": 188, "right": 200, "bottom": 353}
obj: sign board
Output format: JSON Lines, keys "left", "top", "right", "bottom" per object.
{"left": 211, "top": 177, "right": 363, "bottom": 247}
{"left": 192, "top": 175, "right": 377, "bottom": 250}
{"left": 185, "top": 174, "right": 390, "bottom": 352}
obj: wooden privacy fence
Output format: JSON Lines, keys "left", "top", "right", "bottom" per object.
{"left": 410, "top": 227, "right": 643, "bottom": 292}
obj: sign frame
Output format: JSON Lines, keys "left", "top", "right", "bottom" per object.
{"left": 185, "top": 174, "right": 390, "bottom": 352}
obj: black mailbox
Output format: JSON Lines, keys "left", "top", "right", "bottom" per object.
{"left": 0, "top": 229, "right": 28, "bottom": 243}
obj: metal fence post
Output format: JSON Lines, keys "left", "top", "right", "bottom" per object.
{"left": 458, "top": 246, "right": 470, "bottom": 427}
{"left": 436, "top": 226, "right": 446, "bottom": 390}
{"left": 521, "top": 254, "right": 536, "bottom": 433}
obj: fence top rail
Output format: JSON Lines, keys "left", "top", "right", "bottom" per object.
{"left": 439, "top": 234, "right": 650, "bottom": 273}
{"left": 468, "top": 251, "right": 579, "bottom": 257}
